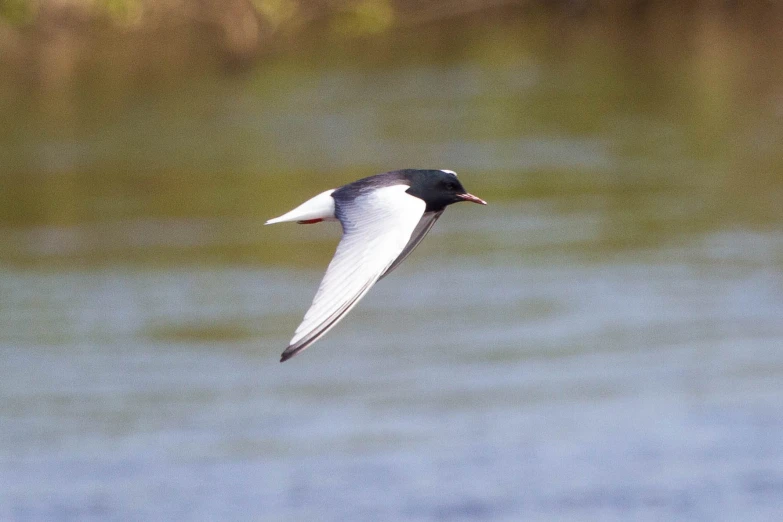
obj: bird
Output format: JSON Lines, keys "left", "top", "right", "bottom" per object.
{"left": 266, "top": 169, "right": 486, "bottom": 362}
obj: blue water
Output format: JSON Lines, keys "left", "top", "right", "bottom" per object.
{"left": 2, "top": 12, "right": 783, "bottom": 521}
{"left": 2, "top": 243, "right": 783, "bottom": 520}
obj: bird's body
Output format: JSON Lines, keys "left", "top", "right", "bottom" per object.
{"left": 266, "top": 169, "right": 486, "bottom": 361}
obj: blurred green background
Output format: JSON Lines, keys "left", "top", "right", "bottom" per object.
{"left": 1, "top": 1, "right": 782, "bottom": 520}
{"left": 2, "top": 0, "right": 782, "bottom": 267}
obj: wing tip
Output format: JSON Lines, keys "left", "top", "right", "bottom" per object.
{"left": 280, "top": 344, "right": 304, "bottom": 362}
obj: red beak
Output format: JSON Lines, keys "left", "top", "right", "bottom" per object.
{"left": 457, "top": 193, "right": 487, "bottom": 205}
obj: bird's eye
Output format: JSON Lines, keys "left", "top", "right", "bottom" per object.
{"left": 445, "top": 182, "right": 457, "bottom": 190}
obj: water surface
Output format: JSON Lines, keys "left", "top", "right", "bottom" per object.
{"left": 2, "top": 12, "right": 783, "bottom": 521}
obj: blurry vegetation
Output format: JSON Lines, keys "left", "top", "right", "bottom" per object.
{"left": 2, "top": 0, "right": 783, "bottom": 78}
{"left": 1, "top": 0, "right": 783, "bottom": 267}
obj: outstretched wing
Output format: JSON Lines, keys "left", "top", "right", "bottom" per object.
{"left": 380, "top": 210, "right": 443, "bottom": 279}
{"left": 280, "top": 185, "right": 426, "bottom": 361}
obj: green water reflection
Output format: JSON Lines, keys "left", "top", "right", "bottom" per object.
{"left": 2, "top": 11, "right": 783, "bottom": 519}
{"left": 2, "top": 12, "right": 781, "bottom": 269}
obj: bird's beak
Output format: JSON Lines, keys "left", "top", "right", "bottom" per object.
{"left": 457, "top": 193, "right": 487, "bottom": 205}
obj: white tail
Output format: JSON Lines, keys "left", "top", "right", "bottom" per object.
{"left": 265, "top": 189, "right": 337, "bottom": 225}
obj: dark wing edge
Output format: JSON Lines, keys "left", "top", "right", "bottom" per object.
{"left": 279, "top": 278, "right": 375, "bottom": 362}
{"left": 379, "top": 210, "right": 443, "bottom": 280}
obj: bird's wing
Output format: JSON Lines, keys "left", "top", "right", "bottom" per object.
{"left": 280, "top": 185, "right": 426, "bottom": 361}
{"left": 380, "top": 210, "right": 443, "bottom": 279}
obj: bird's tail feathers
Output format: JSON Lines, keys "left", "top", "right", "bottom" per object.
{"left": 265, "top": 189, "right": 337, "bottom": 225}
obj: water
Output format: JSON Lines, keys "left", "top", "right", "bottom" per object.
{"left": 2, "top": 11, "right": 783, "bottom": 521}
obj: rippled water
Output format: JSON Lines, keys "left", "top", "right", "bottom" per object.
{"left": 2, "top": 11, "right": 783, "bottom": 521}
